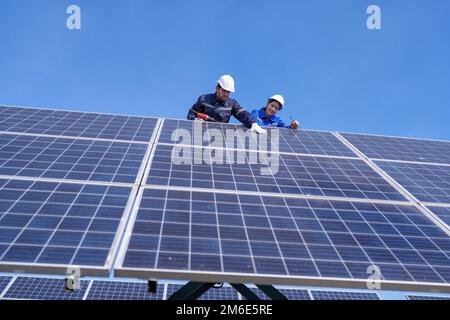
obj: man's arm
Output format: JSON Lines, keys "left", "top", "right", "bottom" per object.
{"left": 187, "top": 96, "right": 204, "bottom": 120}
{"left": 231, "top": 101, "right": 255, "bottom": 128}
{"left": 277, "top": 118, "right": 299, "bottom": 129}
{"left": 250, "top": 110, "right": 264, "bottom": 126}
{"left": 276, "top": 118, "right": 290, "bottom": 128}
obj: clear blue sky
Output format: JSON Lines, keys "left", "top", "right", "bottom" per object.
{"left": 1, "top": 0, "right": 449, "bottom": 140}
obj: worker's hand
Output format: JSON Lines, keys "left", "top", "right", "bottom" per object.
{"left": 196, "top": 113, "right": 209, "bottom": 121}
{"left": 250, "top": 123, "right": 267, "bottom": 135}
{"left": 290, "top": 120, "right": 299, "bottom": 129}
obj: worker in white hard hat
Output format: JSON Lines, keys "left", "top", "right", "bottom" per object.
{"left": 251, "top": 95, "right": 299, "bottom": 129}
{"left": 187, "top": 75, "right": 267, "bottom": 134}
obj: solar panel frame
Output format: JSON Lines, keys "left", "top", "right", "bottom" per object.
{"left": 0, "top": 179, "right": 139, "bottom": 277}
{"left": 115, "top": 187, "right": 450, "bottom": 293}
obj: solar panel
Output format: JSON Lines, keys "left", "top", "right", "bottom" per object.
{"left": 0, "top": 133, "right": 149, "bottom": 184}
{"left": 248, "top": 287, "right": 310, "bottom": 300}
{"left": 0, "top": 106, "right": 158, "bottom": 142}
{"left": 159, "top": 119, "right": 356, "bottom": 157}
{"left": 165, "top": 284, "right": 240, "bottom": 300}
{"left": 1, "top": 105, "right": 449, "bottom": 295}
{"left": 116, "top": 188, "right": 450, "bottom": 290}
{"left": 406, "top": 294, "right": 450, "bottom": 300}
{"left": 340, "top": 133, "right": 450, "bottom": 165}
{"left": 86, "top": 281, "right": 164, "bottom": 300}
{"left": 0, "top": 178, "right": 133, "bottom": 275}
{"left": 278, "top": 288, "right": 311, "bottom": 300}
{"left": 311, "top": 290, "right": 380, "bottom": 300}
{"left": 2, "top": 277, "right": 89, "bottom": 300}
{"left": 426, "top": 206, "right": 450, "bottom": 229}
{"left": 146, "top": 145, "right": 406, "bottom": 201}
{"left": 375, "top": 161, "right": 450, "bottom": 204}
{"left": 0, "top": 276, "right": 12, "bottom": 295}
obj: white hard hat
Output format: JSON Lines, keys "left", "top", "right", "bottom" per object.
{"left": 217, "top": 75, "right": 235, "bottom": 93}
{"left": 269, "top": 94, "right": 285, "bottom": 108}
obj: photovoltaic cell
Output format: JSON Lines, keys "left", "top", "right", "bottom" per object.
{"left": 0, "top": 134, "right": 148, "bottom": 184}
{"left": 340, "top": 133, "right": 450, "bottom": 165}
{"left": 2, "top": 277, "right": 88, "bottom": 300}
{"left": 311, "top": 290, "right": 380, "bottom": 300}
{"left": 0, "top": 178, "right": 132, "bottom": 270}
{"left": 0, "top": 106, "right": 158, "bottom": 142}
{"left": 165, "top": 284, "right": 239, "bottom": 300}
{"left": 86, "top": 281, "right": 164, "bottom": 300}
{"left": 375, "top": 161, "right": 450, "bottom": 204}
{"left": 119, "top": 189, "right": 450, "bottom": 286}
{"left": 406, "top": 295, "right": 450, "bottom": 300}
{"left": 159, "top": 119, "right": 356, "bottom": 157}
{"left": 146, "top": 145, "right": 406, "bottom": 201}
{"left": 426, "top": 206, "right": 450, "bottom": 229}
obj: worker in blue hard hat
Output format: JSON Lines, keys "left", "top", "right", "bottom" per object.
{"left": 251, "top": 95, "right": 299, "bottom": 129}
{"left": 187, "top": 75, "right": 267, "bottom": 134}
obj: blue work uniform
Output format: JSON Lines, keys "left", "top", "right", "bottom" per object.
{"left": 187, "top": 93, "right": 255, "bottom": 128}
{"left": 251, "top": 107, "right": 291, "bottom": 128}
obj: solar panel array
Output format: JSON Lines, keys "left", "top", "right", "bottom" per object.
{"left": 117, "top": 119, "right": 450, "bottom": 293}
{"left": 1, "top": 105, "right": 449, "bottom": 298}
{"left": 119, "top": 189, "right": 450, "bottom": 284}
{"left": 0, "top": 105, "right": 158, "bottom": 276}
{"left": 6, "top": 275, "right": 449, "bottom": 300}
{"left": 3, "top": 275, "right": 412, "bottom": 300}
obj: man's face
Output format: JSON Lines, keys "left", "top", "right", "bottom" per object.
{"left": 265, "top": 100, "right": 281, "bottom": 117}
{"left": 216, "top": 86, "right": 231, "bottom": 102}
